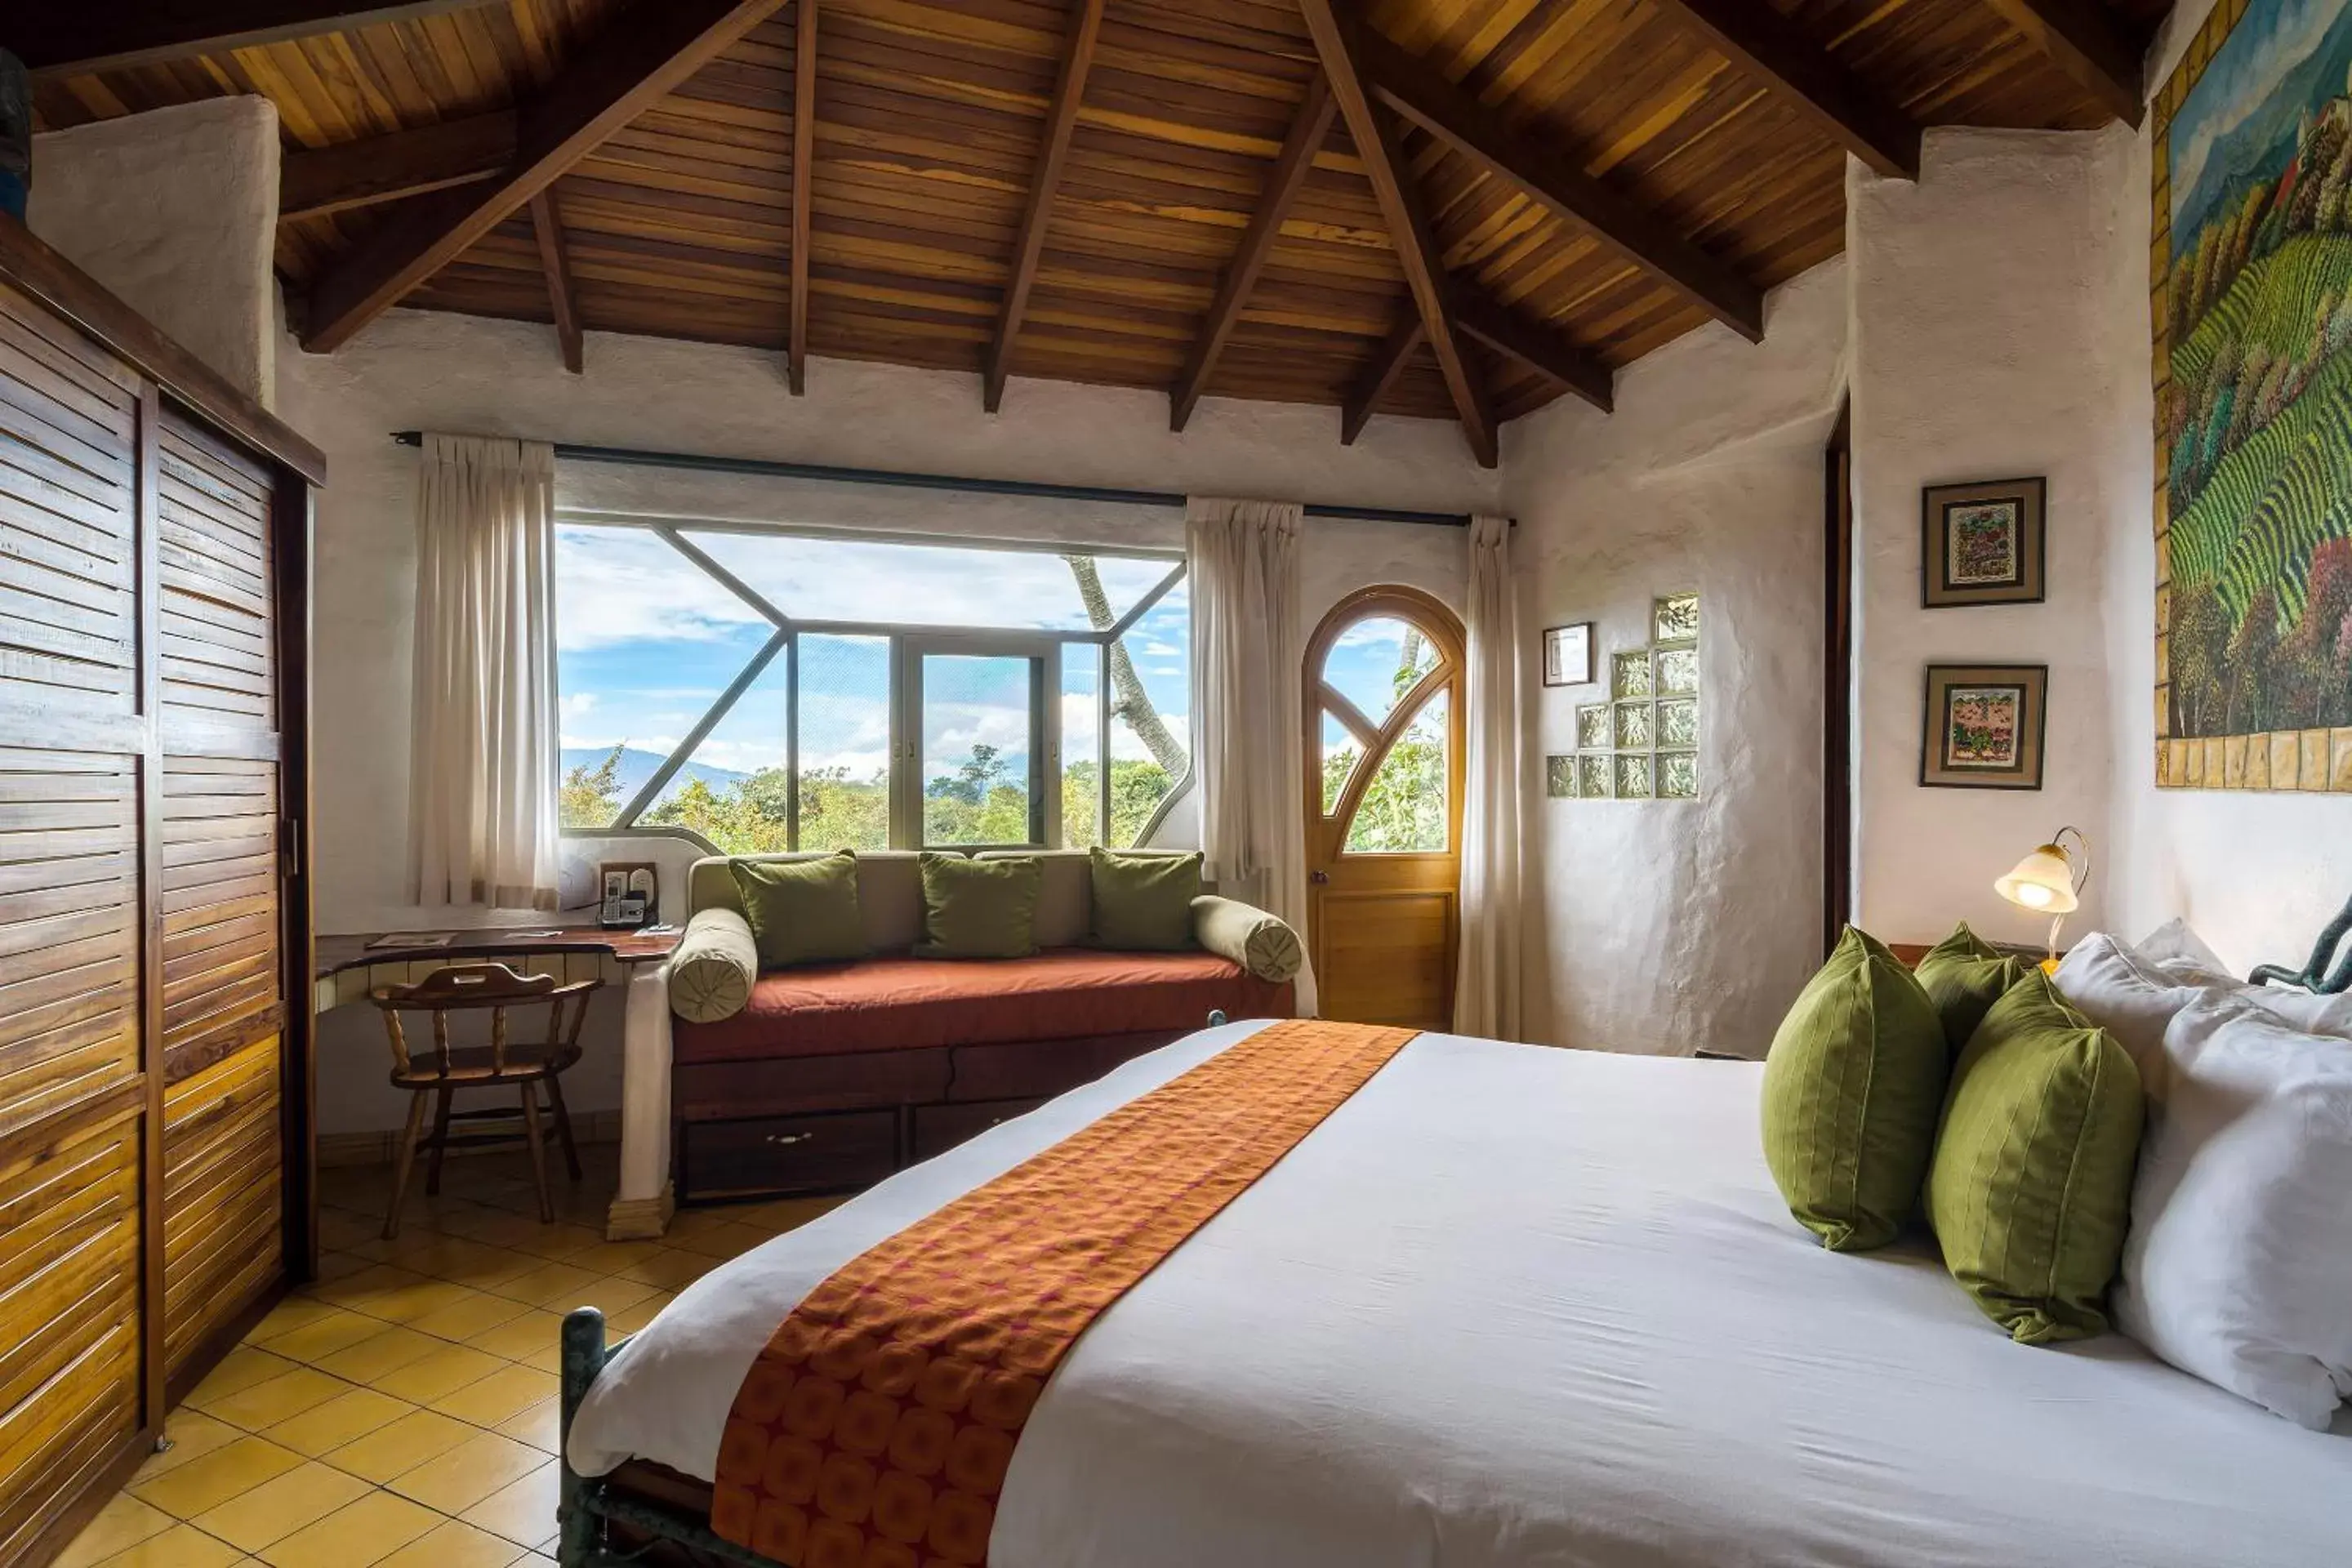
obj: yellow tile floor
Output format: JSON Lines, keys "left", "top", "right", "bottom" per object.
{"left": 60, "top": 1146, "right": 840, "bottom": 1568}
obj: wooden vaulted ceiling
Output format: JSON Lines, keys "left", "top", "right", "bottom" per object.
{"left": 21, "top": 0, "right": 2169, "bottom": 466}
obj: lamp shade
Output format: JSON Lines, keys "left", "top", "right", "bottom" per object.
{"left": 1995, "top": 844, "right": 2080, "bottom": 915}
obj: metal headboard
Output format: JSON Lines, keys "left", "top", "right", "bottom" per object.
{"left": 2250, "top": 893, "right": 2352, "bottom": 995}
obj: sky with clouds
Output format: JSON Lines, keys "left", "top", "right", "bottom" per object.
{"left": 2170, "top": 0, "right": 2346, "bottom": 230}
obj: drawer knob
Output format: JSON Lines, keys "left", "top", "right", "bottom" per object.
{"left": 765, "top": 1132, "right": 813, "bottom": 1146}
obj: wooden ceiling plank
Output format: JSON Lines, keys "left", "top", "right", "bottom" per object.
{"left": 1340, "top": 314, "right": 1423, "bottom": 446}
{"left": 1450, "top": 290, "right": 1611, "bottom": 413}
{"left": 1345, "top": 23, "right": 1763, "bottom": 344}
{"left": 1643, "top": 0, "right": 1922, "bottom": 180}
{"left": 528, "top": 187, "right": 584, "bottom": 373}
{"left": 1979, "top": 0, "right": 2145, "bottom": 127}
{"left": 300, "top": 0, "right": 788, "bottom": 353}
{"left": 790, "top": 0, "right": 819, "bottom": 394}
{"left": 984, "top": 0, "right": 1109, "bottom": 414}
{"left": 278, "top": 108, "right": 516, "bottom": 221}
{"left": 1168, "top": 69, "right": 1335, "bottom": 432}
{"left": 18, "top": 1, "right": 501, "bottom": 78}
{"left": 1298, "top": 0, "right": 1495, "bottom": 468}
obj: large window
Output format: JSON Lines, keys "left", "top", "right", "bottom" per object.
{"left": 555, "top": 522, "right": 1190, "bottom": 853}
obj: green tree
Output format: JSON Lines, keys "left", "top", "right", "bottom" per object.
{"left": 559, "top": 745, "right": 625, "bottom": 828}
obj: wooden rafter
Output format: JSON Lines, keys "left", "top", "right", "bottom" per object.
{"left": 278, "top": 111, "right": 514, "bottom": 223}
{"left": 788, "top": 0, "right": 819, "bottom": 396}
{"left": 1451, "top": 292, "right": 1612, "bottom": 414}
{"left": 528, "top": 189, "right": 584, "bottom": 374}
{"left": 1169, "top": 70, "right": 1337, "bottom": 433}
{"left": 1645, "top": 0, "right": 1921, "bottom": 180}
{"left": 1341, "top": 318, "right": 1422, "bottom": 446}
{"left": 1980, "top": 0, "right": 2145, "bottom": 127}
{"left": 1301, "top": 0, "right": 1495, "bottom": 468}
{"left": 17, "top": 1, "right": 499, "bottom": 76}
{"left": 299, "top": 0, "right": 786, "bottom": 354}
{"left": 985, "top": 0, "right": 1107, "bottom": 414}
{"left": 1348, "top": 24, "right": 1763, "bottom": 343}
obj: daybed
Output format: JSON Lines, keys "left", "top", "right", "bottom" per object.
{"left": 565, "top": 1018, "right": 2352, "bottom": 1568}
{"left": 666, "top": 851, "right": 1297, "bottom": 1201}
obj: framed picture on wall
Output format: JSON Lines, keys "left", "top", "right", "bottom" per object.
{"left": 1921, "top": 477, "right": 2045, "bottom": 608}
{"left": 1920, "top": 663, "right": 2047, "bottom": 790}
{"left": 1541, "top": 621, "right": 1593, "bottom": 687}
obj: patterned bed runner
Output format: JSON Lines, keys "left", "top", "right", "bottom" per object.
{"left": 708, "top": 1018, "right": 1419, "bottom": 1568}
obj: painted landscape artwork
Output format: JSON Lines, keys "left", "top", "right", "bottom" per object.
{"left": 1949, "top": 503, "right": 2021, "bottom": 585}
{"left": 2158, "top": 0, "right": 2352, "bottom": 786}
{"left": 1946, "top": 687, "right": 2022, "bottom": 768}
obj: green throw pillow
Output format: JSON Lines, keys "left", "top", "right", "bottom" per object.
{"left": 728, "top": 852, "right": 866, "bottom": 970}
{"left": 1915, "top": 921, "right": 2033, "bottom": 1054}
{"left": 1927, "top": 969, "right": 2143, "bottom": 1345}
{"left": 915, "top": 853, "right": 1040, "bottom": 960}
{"left": 1761, "top": 927, "right": 1949, "bottom": 1251}
{"left": 1089, "top": 849, "right": 1201, "bottom": 951}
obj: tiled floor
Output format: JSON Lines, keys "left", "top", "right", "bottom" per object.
{"left": 60, "top": 1147, "right": 839, "bottom": 1568}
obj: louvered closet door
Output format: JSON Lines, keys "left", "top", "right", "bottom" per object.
{"left": 154, "top": 412, "right": 284, "bottom": 1386}
{"left": 0, "top": 282, "right": 146, "bottom": 1563}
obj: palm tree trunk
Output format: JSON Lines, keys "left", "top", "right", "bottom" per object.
{"left": 1063, "top": 554, "right": 1188, "bottom": 776}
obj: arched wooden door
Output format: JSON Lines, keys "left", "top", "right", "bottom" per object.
{"left": 1303, "top": 586, "right": 1465, "bottom": 1028}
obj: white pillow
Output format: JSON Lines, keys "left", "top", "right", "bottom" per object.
{"left": 2135, "top": 916, "right": 2233, "bottom": 977}
{"left": 2112, "top": 995, "right": 2352, "bottom": 1428}
{"left": 2051, "top": 933, "right": 2207, "bottom": 1098}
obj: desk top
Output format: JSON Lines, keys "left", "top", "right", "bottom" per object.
{"left": 314, "top": 924, "right": 680, "bottom": 979}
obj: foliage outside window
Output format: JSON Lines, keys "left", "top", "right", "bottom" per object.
{"left": 555, "top": 523, "right": 1187, "bottom": 853}
{"left": 1318, "top": 617, "right": 1451, "bottom": 853}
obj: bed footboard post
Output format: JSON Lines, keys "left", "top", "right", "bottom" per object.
{"left": 559, "top": 1307, "right": 607, "bottom": 1568}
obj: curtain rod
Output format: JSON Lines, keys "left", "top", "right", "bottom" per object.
{"left": 386, "top": 431, "right": 1495, "bottom": 528}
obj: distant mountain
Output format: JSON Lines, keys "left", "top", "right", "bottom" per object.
{"left": 2176, "top": 3, "right": 2352, "bottom": 243}
{"left": 560, "top": 746, "right": 748, "bottom": 800}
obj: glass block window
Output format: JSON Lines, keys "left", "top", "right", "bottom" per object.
{"left": 1611, "top": 649, "right": 1653, "bottom": 698}
{"left": 1654, "top": 591, "right": 1699, "bottom": 644}
{"left": 1556, "top": 592, "right": 1702, "bottom": 805}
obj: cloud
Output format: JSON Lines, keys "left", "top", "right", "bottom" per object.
{"left": 555, "top": 528, "right": 767, "bottom": 650}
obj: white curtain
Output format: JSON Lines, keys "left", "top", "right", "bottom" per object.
{"left": 408, "top": 434, "right": 562, "bottom": 910}
{"left": 1454, "top": 514, "right": 1524, "bottom": 1038}
{"left": 1186, "top": 496, "right": 1316, "bottom": 1014}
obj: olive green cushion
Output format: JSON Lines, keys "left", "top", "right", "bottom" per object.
{"left": 915, "top": 852, "right": 1040, "bottom": 960}
{"left": 1191, "top": 895, "right": 1303, "bottom": 982}
{"left": 1927, "top": 969, "right": 2144, "bottom": 1345}
{"left": 728, "top": 851, "right": 866, "bottom": 970}
{"left": 1915, "top": 921, "right": 2034, "bottom": 1054}
{"left": 667, "top": 908, "right": 759, "bottom": 1022}
{"left": 1088, "top": 849, "right": 1202, "bottom": 951}
{"left": 1762, "top": 927, "right": 1949, "bottom": 1251}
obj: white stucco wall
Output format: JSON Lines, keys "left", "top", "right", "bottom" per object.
{"left": 2100, "top": 0, "right": 2352, "bottom": 977}
{"left": 1505, "top": 259, "right": 1846, "bottom": 1056}
{"left": 28, "top": 97, "right": 280, "bottom": 406}
{"left": 275, "top": 308, "right": 1493, "bottom": 1131}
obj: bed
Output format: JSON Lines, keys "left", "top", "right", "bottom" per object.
{"left": 559, "top": 1019, "right": 2352, "bottom": 1568}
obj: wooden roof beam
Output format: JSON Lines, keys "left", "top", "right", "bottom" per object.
{"left": 788, "top": 0, "right": 818, "bottom": 395}
{"left": 528, "top": 189, "right": 583, "bottom": 374}
{"left": 1346, "top": 23, "right": 1763, "bottom": 343}
{"left": 1170, "top": 71, "right": 1337, "bottom": 432}
{"left": 1980, "top": 0, "right": 2145, "bottom": 127}
{"left": 1644, "top": 0, "right": 1921, "bottom": 180}
{"left": 985, "top": 0, "right": 1107, "bottom": 414}
{"left": 1451, "top": 292, "right": 1613, "bottom": 414}
{"left": 1301, "top": 0, "right": 1496, "bottom": 468}
{"left": 18, "top": 2, "right": 501, "bottom": 77}
{"left": 299, "top": 0, "right": 786, "bottom": 354}
{"left": 278, "top": 110, "right": 514, "bottom": 223}
{"left": 1341, "top": 317, "right": 1423, "bottom": 446}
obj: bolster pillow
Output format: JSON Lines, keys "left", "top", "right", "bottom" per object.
{"left": 1191, "top": 895, "right": 1303, "bottom": 984}
{"left": 668, "top": 907, "right": 758, "bottom": 1023}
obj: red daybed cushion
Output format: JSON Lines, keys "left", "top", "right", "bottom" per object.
{"left": 672, "top": 947, "right": 1294, "bottom": 1064}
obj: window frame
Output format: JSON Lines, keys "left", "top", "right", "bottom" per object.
{"left": 554, "top": 517, "right": 1192, "bottom": 853}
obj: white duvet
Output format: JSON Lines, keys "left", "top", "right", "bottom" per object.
{"left": 568, "top": 1022, "right": 2352, "bottom": 1567}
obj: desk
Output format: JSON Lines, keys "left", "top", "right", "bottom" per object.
{"left": 314, "top": 925, "right": 682, "bottom": 1240}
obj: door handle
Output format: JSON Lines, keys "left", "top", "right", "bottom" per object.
{"left": 1310, "top": 871, "right": 1329, "bottom": 884}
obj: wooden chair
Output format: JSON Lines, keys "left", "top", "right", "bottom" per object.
{"left": 371, "top": 962, "right": 601, "bottom": 1238}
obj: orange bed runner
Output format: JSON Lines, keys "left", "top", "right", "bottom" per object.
{"left": 707, "top": 1018, "right": 1419, "bottom": 1568}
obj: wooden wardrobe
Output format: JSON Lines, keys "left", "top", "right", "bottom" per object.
{"left": 0, "top": 217, "right": 318, "bottom": 1568}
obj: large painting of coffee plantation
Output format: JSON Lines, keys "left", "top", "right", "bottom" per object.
{"left": 2163, "top": 0, "right": 2352, "bottom": 742}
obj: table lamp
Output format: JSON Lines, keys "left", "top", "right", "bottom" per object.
{"left": 1995, "top": 826, "right": 2091, "bottom": 961}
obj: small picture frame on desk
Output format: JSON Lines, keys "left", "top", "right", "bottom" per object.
{"left": 599, "top": 862, "right": 659, "bottom": 929}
